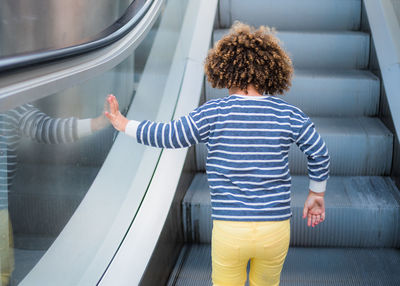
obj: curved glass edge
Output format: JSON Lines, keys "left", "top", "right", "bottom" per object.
{"left": 98, "top": 0, "right": 218, "bottom": 284}
{"left": 5, "top": 0, "right": 194, "bottom": 285}
{"left": 0, "top": 0, "right": 149, "bottom": 72}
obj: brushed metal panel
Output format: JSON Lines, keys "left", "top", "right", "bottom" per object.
{"left": 0, "top": 0, "right": 133, "bottom": 57}
{"left": 213, "top": 29, "right": 370, "bottom": 69}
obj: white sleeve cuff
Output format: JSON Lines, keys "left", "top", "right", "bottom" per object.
{"left": 309, "top": 179, "right": 327, "bottom": 193}
{"left": 77, "top": 119, "right": 93, "bottom": 138}
{"left": 125, "top": 120, "right": 141, "bottom": 139}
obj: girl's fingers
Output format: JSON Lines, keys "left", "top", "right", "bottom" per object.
{"left": 110, "top": 95, "right": 119, "bottom": 114}
{"left": 104, "top": 111, "right": 116, "bottom": 124}
{"left": 104, "top": 111, "right": 111, "bottom": 120}
{"left": 107, "top": 96, "right": 114, "bottom": 114}
{"left": 302, "top": 205, "right": 308, "bottom": 219}
{"left": 315, "top": 215, "right": 320, "bottom": 226}
{"left": 108, "top": 95, "right": 118, "bottom": 114}
{"left": 307, "top": 214, "right": 312, "bottom": 227}
{"left": 113, "top": 95, "right": 120, "bottom": 112}
{"left": 111, "top": 97, "right": 118, "bottom": 114}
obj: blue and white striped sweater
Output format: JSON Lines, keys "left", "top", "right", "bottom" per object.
{"left": 132, "top": 94, "right": 330, "bottom": 221}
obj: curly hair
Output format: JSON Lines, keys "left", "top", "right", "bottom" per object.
{"left": 204, "top": 22, "right": 293, "bottom": 95}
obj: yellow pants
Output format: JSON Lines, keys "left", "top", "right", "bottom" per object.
{"left": 212, "top": 219, "right": 290, "bottom": 286}
{"left": 0, "top": 209, "right": 14, "bottom": 286}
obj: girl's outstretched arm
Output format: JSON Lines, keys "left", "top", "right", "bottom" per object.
{"left": 105, "top": 94, "right": 208, "bottom": 149}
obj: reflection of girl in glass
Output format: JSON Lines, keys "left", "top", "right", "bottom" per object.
{"left": 0, "top": 103, "right": 108, "bottom": 285}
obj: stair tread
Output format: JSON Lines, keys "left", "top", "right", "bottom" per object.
{"left": 310, "top": 117, "right": 390, "bottom": 136}
{"left": 183, "top": 174, "right": 400, "bottom": 247}
{"left": 196, "top": 117, "right": 393, "bottom": 176}
{"left": 206, "top": 70, "right": 380, "bottom": 116}
{"left": 168, "top": 244, "right": 400, "bottom": 286}
{"left": 185, "top": 173, "right": 400, "bottom": 209}
{"left": 208, "top": 69, "right": 379, "bottom": 94}
{"left": 219, "top": 0, "right": 361, "bottom": 31}
{"left": 293, "top": 68, "right": 379, "bottom": 79}
{"left": 213, "top": 30, "right": 370, "bottom": 69}
{"left": 215, "top": 29, "right": 370, "bottom": 38}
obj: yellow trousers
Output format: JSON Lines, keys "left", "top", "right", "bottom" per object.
{"left": 212, "top": 219, "right": 290, "bottom": 286}
{"left": 0, "top": 209, "right": 14, "bottom": 286}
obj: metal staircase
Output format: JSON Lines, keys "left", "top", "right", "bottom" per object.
{"left": 168, "top": 0, "right": 400, "bottom": 284}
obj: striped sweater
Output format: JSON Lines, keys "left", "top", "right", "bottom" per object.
{"left": 0, "top": 103, "right": 92, "bottom": 209}
{"left": 126, "top": 94, "right": 330, "bottom": 221}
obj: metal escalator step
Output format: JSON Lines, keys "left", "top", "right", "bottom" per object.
{"left": 213, "top": 30, "right": 370, "bottom": 69}
{"left": 196, "top": 117, "right": 393, "bottom": 176}
{"left": 206, "top": 70, "right": 380, "bottom": 117}
{"left": 219, "top": 0, "right": 361, "bottom": 31}
{"left": 168, "top": 244, "right": 400, "bottom": 286}
{"left": 183, "top": 174, "right": 400, "bottom": 247}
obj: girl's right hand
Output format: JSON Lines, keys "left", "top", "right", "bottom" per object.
{"left": 303, "top": 190, "right": 325, "bottom": 228}
{"left": 104, "top": 94, "right": 129, "bottom": 132}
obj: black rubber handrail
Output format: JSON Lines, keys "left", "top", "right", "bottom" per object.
{"left": 0, "top": 0, "right": 153, "bottom": 73}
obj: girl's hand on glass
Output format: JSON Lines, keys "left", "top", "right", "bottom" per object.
{"left": 303, "top": 190, "right": 325, "bottom": 228}
{"left": 91, "top": 96, "right": 111, "bottom": 132}
{"left": 104, "top": 94, "right": 129, "bottom": 132}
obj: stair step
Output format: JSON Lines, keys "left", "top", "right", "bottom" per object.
{"left": 183, "top": 173, "right": 400, "bottom": 247}
{"left": 168, "top": 244, "right": 400, "bottom": 286}
{"left": 206, "top": 70, "right": 380, "bottom": 117}
{"left": 196, "top": 117, "right": 393, "bottom": 176}
{"left": 219, "top": 0, "right": 361, "bottom": 31}
{"left": 213, "top": 30, "right": 370, "bottom": 69}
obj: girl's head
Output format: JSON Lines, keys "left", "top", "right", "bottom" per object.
{"left": 204, "top": 22, "right": 293, "bottom": 96}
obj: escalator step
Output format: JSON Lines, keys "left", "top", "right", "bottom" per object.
{"left": 219, "top": 0, "right": 361, "bottom": 31}
{"left": 195, "top": 117, "right": 393, "bottom": 176}
{"left": 214, "top": 30, "right": 370, "bottom": 69}
{"left": 168, "top": 244, "right": 400, "bottom": 286}
{"left": 183, "top": 174, "right": 400, "bottom": 247}
{"left": 206, "top": 69, "right": 380, "bottom": 117}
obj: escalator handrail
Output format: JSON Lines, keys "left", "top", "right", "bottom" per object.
{"left": 0, "top": 0, "right": 153, "bottom": 72}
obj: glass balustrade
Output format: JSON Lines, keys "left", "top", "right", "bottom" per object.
{"left": 0, "top": 0, "right": 191, "bottom": 284}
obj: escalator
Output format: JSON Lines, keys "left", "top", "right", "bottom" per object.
{"left": 1, "top": 0, "right": 400, "bottom": 285}
{"left": 166, "top": 0, "right": 400, "bottom": 285}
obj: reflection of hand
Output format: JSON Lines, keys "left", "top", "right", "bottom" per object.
{"left": 91, "top": 97, "right": 111, "bottom": 132}
{"left": 104, "top": 94, "right": 129, "bottom": 132}
{"left": 303, "top": 190, "right": 325, "bottom": 228}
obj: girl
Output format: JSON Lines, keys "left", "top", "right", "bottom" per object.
{"left": 105, "top": 22, "right": 329, "bottom": 286}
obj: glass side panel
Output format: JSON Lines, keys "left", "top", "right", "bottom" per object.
{"left": 391, "top": 0, "right": 400, "bottom": 26}
{"left": 0, "top": 0, "right": 191, "bottom": 283}
{"left": 0, "top": 53, "right": 137, "bottom": 286}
